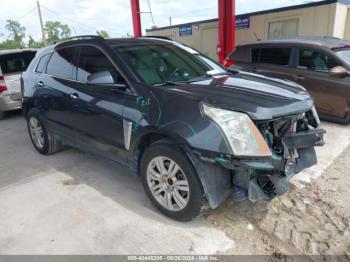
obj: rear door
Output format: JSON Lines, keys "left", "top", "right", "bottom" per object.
{"left": 0, "top": 51, "right": 36, "bottom": 100}
{"left": 287, "top": 48, "right": 348, "bottom": 118}
{"left": 43, "top": 46, "right": 80, "bottom": 134}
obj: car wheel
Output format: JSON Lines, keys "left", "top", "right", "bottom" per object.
{"left": 0, "top": 111, "right": 5, "bottom": 120}
{"left": 27, "top": 109, "right": 62, "bottom": 155}
{"left": 140, "top": 141, "right": 205, "bottom": 221}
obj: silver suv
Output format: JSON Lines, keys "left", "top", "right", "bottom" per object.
{"left": 0, "top": 49, "right": 36, "bottom": 119}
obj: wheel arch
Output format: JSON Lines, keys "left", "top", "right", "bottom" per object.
{"left": 129, "top": 128, "right": 232, "bottom": 209}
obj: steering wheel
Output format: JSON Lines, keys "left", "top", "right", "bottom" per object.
{"left": 169, "top": 68, "right": 186, "bottom": 80}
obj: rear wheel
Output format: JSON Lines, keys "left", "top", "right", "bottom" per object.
{"left": 140, "top": 142, "right": 205, "bottom": 221}
{"left": 27, "top": 109, "right": 62, "bottom": 155}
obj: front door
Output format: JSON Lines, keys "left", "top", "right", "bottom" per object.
{"left": 289, "top": 48, "right": 349, "bottom": 118}
{"left": 68, "top": 45, "right": 128, "bottom": 164}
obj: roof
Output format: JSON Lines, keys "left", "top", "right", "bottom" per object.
{"left": 243, "top": 36, "right": 350, "bottom": 49}
{"left": 146, "top": 0, "right": 350, "bottom": 32}
{"left": 0, "top": 48, "right": 37, "bottom": 55}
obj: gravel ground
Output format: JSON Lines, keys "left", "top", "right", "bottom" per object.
{"left": 206, "top": 144, "right": 350, "bottom": 258}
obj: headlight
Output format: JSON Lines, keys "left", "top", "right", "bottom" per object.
{"left": 202, "top": 103, "right": 272, "bottom": 157}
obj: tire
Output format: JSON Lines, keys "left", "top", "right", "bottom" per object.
{"left": 0, "top": 111, "right": 5, "bottom": 120}
{"left": 140, "top": 141, "right": 205, "bottom": 221}
{"left": 27, "top": 109, "right": 62, "bottom": 155}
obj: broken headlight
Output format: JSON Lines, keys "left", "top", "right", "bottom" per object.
{"left": 202, "top": 103, "right": 272, "bottom": 157}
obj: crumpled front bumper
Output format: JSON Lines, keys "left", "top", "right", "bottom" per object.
{"left": 216, "top": 127, "right": 326, "bottom": 202}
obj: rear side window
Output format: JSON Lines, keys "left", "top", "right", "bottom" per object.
{"left": 46, "top": 47, "right": 78, "bottom": 80}
{"left": 260, "top": 48, "right": 291, "bottom": 66}
{"left": 77, "top": 46, "right": 121, "bottom": 83}
{"left": 298, "top": 49, "right": 340, "bottom": 72}
{"left": 0, "top": 51, "right": 36, "bottom": 74}
{"left": 35, "top": 53, "right": 51, "bottom": 73}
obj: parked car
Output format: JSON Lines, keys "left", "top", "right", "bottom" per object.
{"left": 226, "top": 36, "right": 350, "bottom": 124}
{"left": 22, "top": 36, "right": 325, "bottom": 221}
{"left": 0, "top": 49, "right": 37, "bottom": 119}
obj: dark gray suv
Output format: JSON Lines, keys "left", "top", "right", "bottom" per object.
{"left": 22, "top": 36, "right": 325, "bottom": 221}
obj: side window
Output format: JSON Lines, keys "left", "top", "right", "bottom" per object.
{"left": 77, "top": 46, "right": 121, "bottom": 83}
{"left": 251, "top": 48, "right": 260, "bottom": 62}
{"left": 46, "top": 47, "right": 77, "bottom": 79}
{"left": 35, "top": 53, "right": 50, "bottom": 73}
{"left": 298, "top": 49, "right": 340, "bottom": 72}
{"left": 260, "top": 48, "right": 291, "bottom": 66}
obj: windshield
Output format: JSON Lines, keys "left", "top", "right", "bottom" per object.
{"left": 113, "top": 44, "right": 227, "bottom": 85}
{"left": 336, "top": 49, "right": 350, "bottom": 64}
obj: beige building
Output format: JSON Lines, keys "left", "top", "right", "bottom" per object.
{"left": 146, "top": 0, "right": 350, "bottom": 61}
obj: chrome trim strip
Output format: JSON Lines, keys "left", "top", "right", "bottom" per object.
{"left": 123, "top": 120, "right": 132, "bottom": 151}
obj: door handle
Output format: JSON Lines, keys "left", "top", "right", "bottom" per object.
{"left": 293, "top": 75, "right": 305, "bottom": 81}
{"left": 69, "top": 93, "right": 79, "bottom": 99}
{"left": 38, "top": 81, "right": 44, "bottom": 87}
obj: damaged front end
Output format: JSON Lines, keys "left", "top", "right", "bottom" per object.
{"left": 216, "top": 107, "right": 325, "bottom": 202}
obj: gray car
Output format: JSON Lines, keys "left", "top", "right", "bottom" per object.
{"left": 0, "top": 49, "right": 36, "bottom": 119}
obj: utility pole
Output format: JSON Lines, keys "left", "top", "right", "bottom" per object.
{"left": 169, "top": 16, "right": 172, "bottom": 26}
{"left": 36, "top": 0, "right": 46, "bottom": 46}
{"left": 146, "top": 0, "right": 155, "bottom": 27}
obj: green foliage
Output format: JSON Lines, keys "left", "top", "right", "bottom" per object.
{"left": 96, "top": 30, "right": 109, "bottom": 38}
{"left": 44, "top": 21, "right": 71, "bottom": 43}
{"left": 0, "top": 19, "right": 26, "bottom": 50}
{"left": 28, "top": 36, "right": 44, "bottom": 48}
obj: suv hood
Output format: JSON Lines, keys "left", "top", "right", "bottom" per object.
{"left": 165, "top": 72, "right": 313, "bottom": 120}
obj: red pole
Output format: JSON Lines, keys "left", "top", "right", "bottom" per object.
{"left": 130, "top": 0, "right": 142, "bottom": 37}
{"left": 218, "top": 0, "right": 235, "bottom": 64}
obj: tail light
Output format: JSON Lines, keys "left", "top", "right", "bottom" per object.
{"left": 223, "top": 58, "right": 234, "bottom": 68}
{"left": 0, "top": 75, "right": 8, "bottom": 93}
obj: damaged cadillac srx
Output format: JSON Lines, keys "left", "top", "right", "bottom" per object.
{"left": 22, "top": 36, "right": 325, "bottom": 221}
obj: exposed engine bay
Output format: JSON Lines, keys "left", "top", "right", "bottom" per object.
{"left": 215, "top": 107, "right": 325, "bottom": 202}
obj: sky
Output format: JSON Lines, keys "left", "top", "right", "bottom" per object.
{"left": 0, "top": 0, "right": 323, "bottom": 41}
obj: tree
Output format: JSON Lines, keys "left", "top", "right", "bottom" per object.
{"left": 0, "top": 19, "right": 26, "bottom": 49}
{"left": 96, "top": 30, "right": 109, "bottom": 38}
{"left": 44, "top": 21, "right": 71, "bottom": 43}
{"left": 28, "top": 36, "right": 44, "bottom": 48}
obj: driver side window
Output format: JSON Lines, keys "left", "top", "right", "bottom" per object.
{"left": 298, "top": 49, "right": 340, "bottom": 72}
{"left": 77, "top": 46, "right": 122, "bottom": 83}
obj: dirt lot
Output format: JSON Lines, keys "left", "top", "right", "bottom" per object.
{"left": 0, "top": 112, "right": 349, "bottom": 257}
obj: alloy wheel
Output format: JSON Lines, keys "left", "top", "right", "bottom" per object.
{"left": 29, "top": 116, "right": 45, "bottom": 149}
{"left": 146, "top": 156, "right": 190, "bottom": 211}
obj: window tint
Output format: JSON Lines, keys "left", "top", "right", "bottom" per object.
{"left": 46, "top": 48, "right": 77, "bottom": 79}
{"left": 0, "top": 51, "right": 36, "bottom": 74}
{"left": 260, "top": 48, "right": 291, "bottom": 66}
{"left": 77, "top": 46, "right": 121, "bottom": 83}
{"left": 251, "top": 48, "right": 260, "bottom": 62}
{"left": 35, "top": 53, "right": 50, "bottom": 73}
{"left": 298, "top": 49, "right": 340, "bottom": 72}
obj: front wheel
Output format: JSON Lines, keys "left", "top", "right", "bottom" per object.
{"left": 140, "top": 141, "right": 205, "bottom": 221}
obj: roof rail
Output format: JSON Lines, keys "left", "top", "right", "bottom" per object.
{"left": 53, "top": 35, "right": 105, "bottom": 45}
{"left": 142, "top": 36, "right": 173, "bottom": 41}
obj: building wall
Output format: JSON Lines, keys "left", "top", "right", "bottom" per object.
{"left": 147, "top": 3, "right": 350, "bottom": 61}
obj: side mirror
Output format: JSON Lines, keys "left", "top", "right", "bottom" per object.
{"left": 87, "top": 71, "right": 115, "bottom": 85}
{"left": 329, "top": 66, "right": 348, "bottom": 78}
